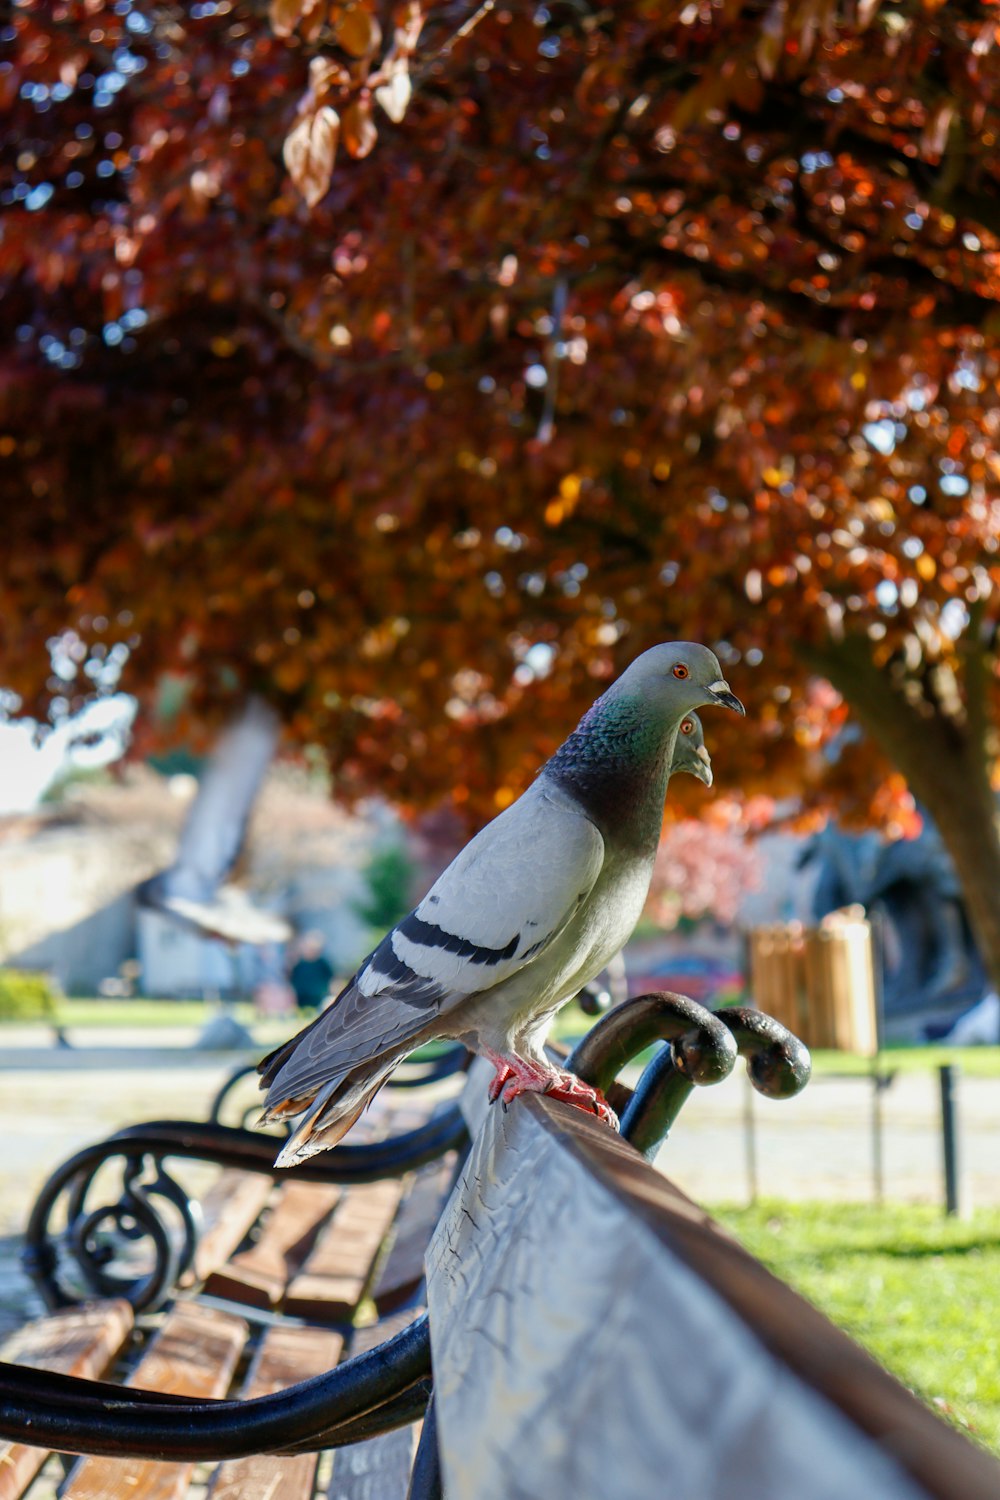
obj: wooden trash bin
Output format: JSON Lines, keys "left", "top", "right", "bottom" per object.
{"left": 749, "top": 909, "right": 878, "bottom": 1055}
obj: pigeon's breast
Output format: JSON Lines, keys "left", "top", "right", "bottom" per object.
{"left": 566, "top": 844, "right": 657, "bottom": 982}
{"left": 465, "top": 844, "right": 655, "bottom": 1046}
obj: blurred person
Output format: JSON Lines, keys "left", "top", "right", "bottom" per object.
{"left": 289, "top": 932, "right": 335, "bottom": 1013}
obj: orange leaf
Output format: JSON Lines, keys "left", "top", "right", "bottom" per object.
{"left": 342, "top": 97, "right": 378, "bottom": 158}
{"left": 270, "top": 0, "right": 306, "bottom": 36}
{"left": 283, "top": 105, "right": 340, "bottom": 207}
{"left": 335, "top": 4, "right": 382, "bottom": 58}
{"left": 300, "top": 2, "right": 329, "bottom": 42}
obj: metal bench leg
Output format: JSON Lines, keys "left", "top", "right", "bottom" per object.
{"left": 408, "top": 1394, "right": 442, "bottom": 1500}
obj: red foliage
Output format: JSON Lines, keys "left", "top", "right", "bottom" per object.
{"left": 1, "top": 0, "right": 999, "bottom": 832}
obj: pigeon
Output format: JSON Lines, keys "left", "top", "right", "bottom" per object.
{"left": 673, "top": 710, "right": 713, "bottom": 786}
{"left": 259, "top": 643, "right": 743, "bottom": 1164}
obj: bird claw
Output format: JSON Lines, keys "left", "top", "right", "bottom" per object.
{"left": 487, "top": 1064, "right": 514, "bottom": 1104}
{"left": 488, "top": 1061, "right": 619, "bottom": 1131}
{"left": 544, "top": 1073, "right": 620, "bottom": 1131}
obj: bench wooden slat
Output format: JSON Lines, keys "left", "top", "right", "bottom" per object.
{"left": 62, "top": 1302, "right": 248, "bottom": 1500}
{"left": 185, "top": 1170, "right": 275, "bottom": 1286}
{"left": 371, "top": 1158, "right": 456, "bottom": 1314}
{"left": 325, "top": 1311, "right": 424, "bottom": 1500}
{"left": 283, "top": 1181, "right": 405, "bottom": 1323}
{"left": 206, "top": 1324, "right": 345, "bottom": 1500}
{"left": 203, "top": 1183, "right": 340, "bottom": 1310}
{"left": 0, "top": 1300, "right": 134, "bottom": 1500}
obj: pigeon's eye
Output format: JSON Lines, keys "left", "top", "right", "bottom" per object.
{"left": 680, "top": 718, "right": 693, "bottom": 734}
{"left": 672, "top": 664, "right": 689, "bottom": 679}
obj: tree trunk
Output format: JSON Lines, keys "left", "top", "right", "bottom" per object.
{"left": 801, "top": 635, "right": 1000, "bottom": 999}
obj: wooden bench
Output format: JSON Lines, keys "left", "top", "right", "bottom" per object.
{"left": 2, "top": 1073, "right": 465, "bottom": 1500}
{"left": 3, "top": 993, "right": 996, "bottom": 1500}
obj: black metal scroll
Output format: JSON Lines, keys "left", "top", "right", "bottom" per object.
{"left": 23, "top": 1108, "right": 469, "bottom": 1313}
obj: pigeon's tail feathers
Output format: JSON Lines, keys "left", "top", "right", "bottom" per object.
{"left": 256, "top": 987, "right": 352, "bottom": 1093}
{"left": 270, "top": 1055, "right": 400, "bottom": 1168}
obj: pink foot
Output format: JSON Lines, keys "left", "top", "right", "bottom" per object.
{"left": 483, "top": 1047, "right": 538, "bottom": 1104}
{"left": 543, "top": 1071, "right": 620, "bottom": 1130}
{"left": 486, "top": 1063, "right": 513, "bottom": 1103}
{"left": 483, "top": 1050, "right": 619, "bottom": 1131}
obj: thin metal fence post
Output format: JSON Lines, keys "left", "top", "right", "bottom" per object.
{"left": 939, "top": 1063, "right": 965, "bottom": 1218}
{"left": 871, "top": 1070, "right": 885, "bottom": 1205}
{"left": 743, "top": 1071, "right": 759, "bottom": 1207}
{"left": 869, "top": 912, "right": 887, "bottom": 1204}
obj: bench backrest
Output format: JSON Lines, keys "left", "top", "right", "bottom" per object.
{"left": 426, "top": 1073, "right": 1000, "bottom": 1500}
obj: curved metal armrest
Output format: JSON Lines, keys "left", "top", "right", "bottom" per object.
{"left": 105, "top": 1109, "right": 469, "bottom": 1182}
{"left": 567, "top": 991, "right": 811, "bottom": 1159}
{"left": 24, "top": 1109, "right": 468, "bottom": 1314}
{"left": 0, "top": 1314, "right": 431, "bottom": 1462}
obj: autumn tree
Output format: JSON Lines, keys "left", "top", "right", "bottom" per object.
{"left": 3, "top": 1, "right": 1000, "bottom": 981}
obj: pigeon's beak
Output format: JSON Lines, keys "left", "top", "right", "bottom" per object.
{"left": 695, "top": 744, "right": 714, "bottom": 787}
{"left": 707, "top": 679, "right": 745, "bottom": 716}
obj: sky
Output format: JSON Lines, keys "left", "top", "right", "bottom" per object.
{"left": 0, "top": 695, "right": 135, "bottom": 814}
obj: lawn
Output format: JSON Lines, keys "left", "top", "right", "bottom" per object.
{"left": 54, "top": 998, "right": 243, "bottom": 1027}
{"left": 715, "top": 1200, "right": 1000, "bottom": 1456}
{"left": 808, "top": 1044, "right": 1000, "bottom": 1079}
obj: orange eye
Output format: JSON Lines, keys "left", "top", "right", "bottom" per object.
{"left": 680, "top": 718, "right": 693, "bottom": 734}
{"left": 672, "top": 664, "right": 689, "bottom": 679}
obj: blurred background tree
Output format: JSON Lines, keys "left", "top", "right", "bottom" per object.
{"left": 2, "top": 0, "right": 1000, "bottom": 979}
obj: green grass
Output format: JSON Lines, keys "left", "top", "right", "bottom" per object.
{"left": 18, "top": 998, "right": 1000, "bottom": 1076}
{"left": 57, "top": 999, "right": 236, "bottom": 1027}
{"left": 809, "top": 1044, "right": 1000, "bottom": 1078}
{"left": 715, "top": 1200, "right": 1000, "bottom": 1455}
{"left": 0, "top": 997, "right": 293, "bottom": 1049}
{"left": 39, "top": 998, "right": 266, "bottom": 1029}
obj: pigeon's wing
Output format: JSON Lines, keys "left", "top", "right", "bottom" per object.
{"left": 261, "top": 784, "right": 604, "bottom": 1108}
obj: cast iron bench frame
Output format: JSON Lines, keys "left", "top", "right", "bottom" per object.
{"left": 6, "top": 993, "right": 986, "bottom": 1499}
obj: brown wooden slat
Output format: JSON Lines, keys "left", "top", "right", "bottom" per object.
{"left": 283, "top": 1180, "right": 405, "bottom": 1323}
{"left": 204, "top": 1182, "right": 340, "bottom": 1310}
{"left": 325, "top": 1311, "right": 425, "bottom": 1500}
{"left": 0, "top": 1301, "right": 134, "bottom": 1500}
{"left": 184, "top": 1170, "right": 274, "bottom": 1286}
{"left": 372, "top": 1159, "right": 456, "bottom": 1314}
{"left": 206, "top": 1324, "right": 345, "bottom": 1500}
{"left": 62, "top": 1302, "right": 247, "bottom": 1500}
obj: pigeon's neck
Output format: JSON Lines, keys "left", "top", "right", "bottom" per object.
{"left": 544, "top": 690, "right": 676, "bottom": 848}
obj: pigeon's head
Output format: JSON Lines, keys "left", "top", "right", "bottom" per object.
{"left": 673, "top": 711, "right": 713, "bottom": 787}
{"left": 624, "top": 641, "right": 745, "bottom": 718}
